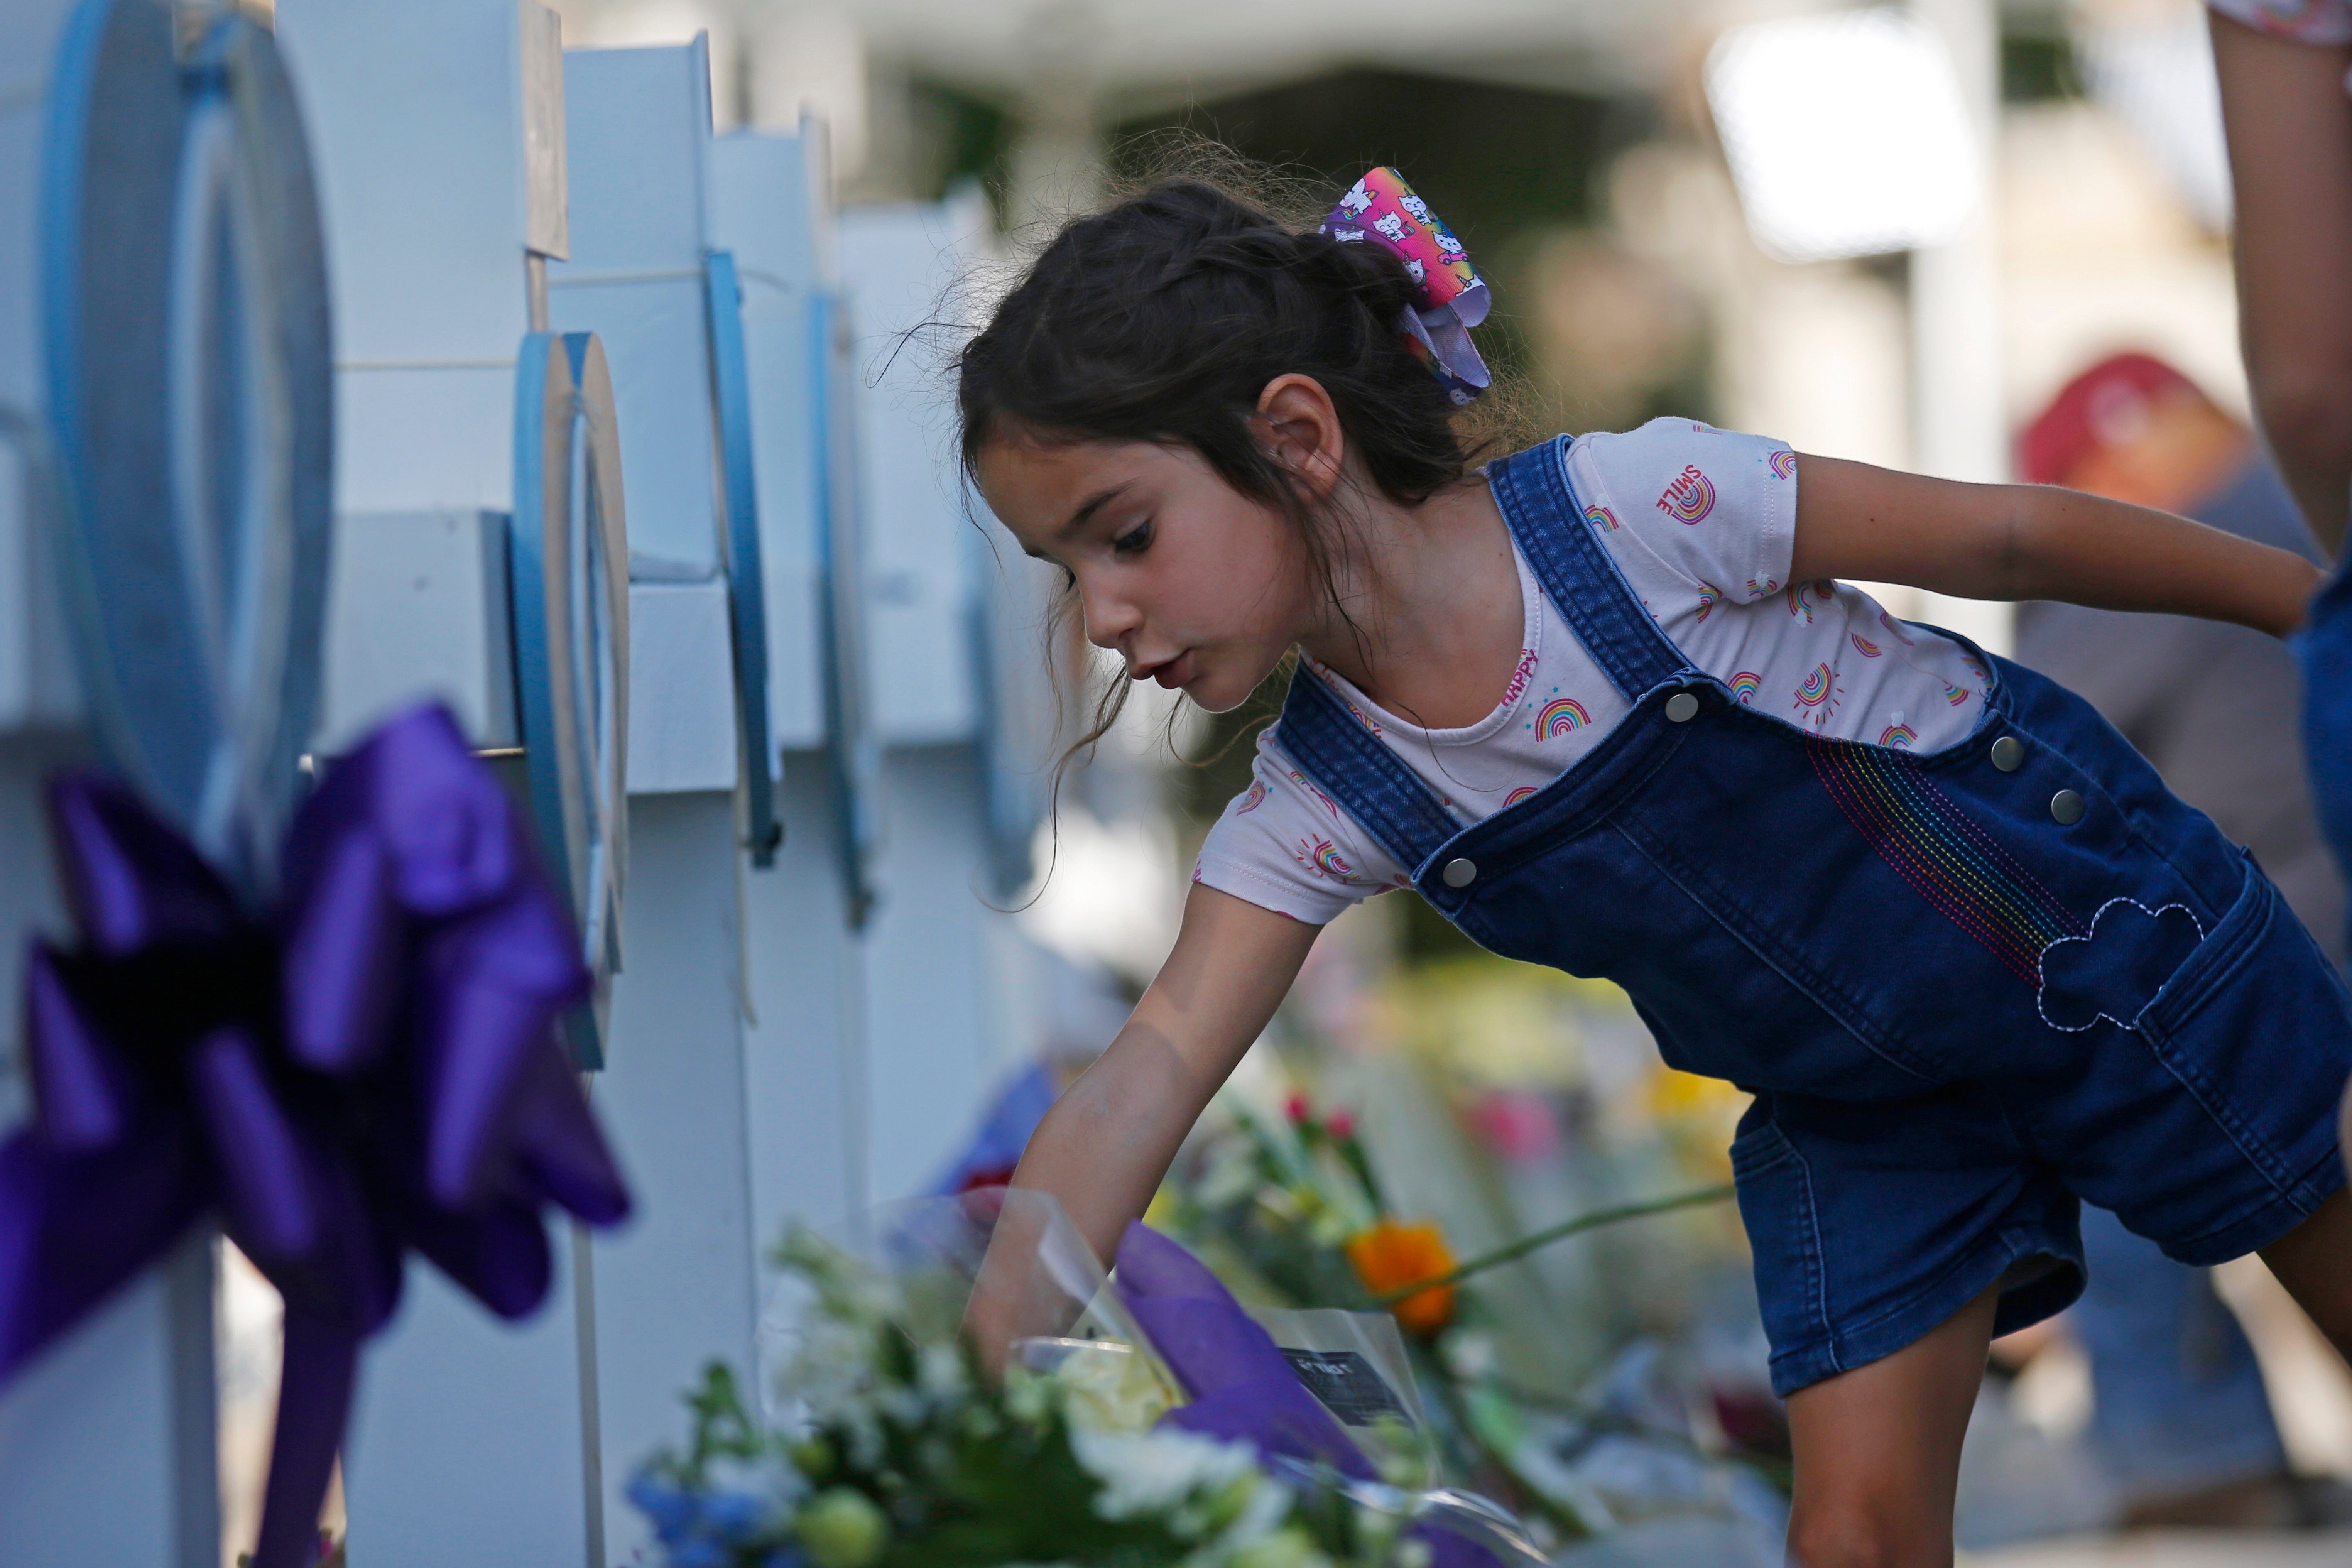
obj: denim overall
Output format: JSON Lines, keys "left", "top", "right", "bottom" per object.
{"left": 1278, "top": 439, "right": 2352, "bottom": 1393}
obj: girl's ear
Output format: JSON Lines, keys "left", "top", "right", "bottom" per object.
{"left": 1255, "top": 374, "right": 1346, "bottom": 499}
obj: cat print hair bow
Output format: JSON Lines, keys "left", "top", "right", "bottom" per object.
{"left": 1321, "top": 167, "right": 1491, "bottom": 406}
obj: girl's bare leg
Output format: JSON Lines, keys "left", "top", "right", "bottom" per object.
{"left": 2258, "top": 1185, "right": 2352, "bottom": 1360}
{"left": 1784, "top": 1281, "right": 2001, "bottom": 1568}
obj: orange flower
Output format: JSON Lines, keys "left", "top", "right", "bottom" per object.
{"left": 1346, "top": 1219, "right": 1457, "bottom": 1336}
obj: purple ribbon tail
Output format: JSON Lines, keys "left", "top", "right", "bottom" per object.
{"left": 0, "top": 1127, "right": 204, "bottom": 1385}
{"left": 249, "top": 1308, "right": 360, "bottom": 1568}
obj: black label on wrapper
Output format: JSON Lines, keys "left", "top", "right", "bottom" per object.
{"left": 1279, "top": 1348, "right": 1413, "bottom": 1428}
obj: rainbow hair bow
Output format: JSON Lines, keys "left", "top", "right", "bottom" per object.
{"left": 1321, "top": 167, "right": 1491, "bottom": 406}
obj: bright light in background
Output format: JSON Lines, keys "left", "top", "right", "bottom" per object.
{"left": 1706, "top": 8, "right": 1983, "bottom": 263}
{"left": 1018, "top": 807, "right": 1184, "bottom": 982}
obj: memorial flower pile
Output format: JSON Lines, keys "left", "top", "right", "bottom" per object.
{"left": 1151, "top": 1081, "right": 1785, "bottom": 1548}
{"left": 628, "top": 1223, "right": 1511, "bottom": 1568}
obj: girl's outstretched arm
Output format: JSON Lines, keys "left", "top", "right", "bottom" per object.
{"left": 1790, "top": 453, "right": 2323, "bottom": 638}
{"left": 1008, "top": 883, "right": 1321, "bottom": 1269}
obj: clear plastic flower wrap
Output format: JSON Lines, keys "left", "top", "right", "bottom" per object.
{"left": 717, "top": 1189, "right": 1549, "bottom": 1568}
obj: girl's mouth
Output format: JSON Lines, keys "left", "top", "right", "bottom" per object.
{"left": 1136, "top": 651, "right": 1194, "bottom": 689}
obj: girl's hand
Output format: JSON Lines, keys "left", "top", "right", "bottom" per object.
{"left": 1789, "top": 454, "right": 2324, "bottom": 639}
{"left": 966, "top": 883, "right": 1320, "bottom": 1369}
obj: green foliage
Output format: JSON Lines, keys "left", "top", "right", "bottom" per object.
{"left": 630, "top": 1227, "right": 1421, "bottom": 1568}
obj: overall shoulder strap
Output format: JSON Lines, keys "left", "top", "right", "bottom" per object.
{"left": 1490, "top": 437, "right": 1690, "bottom": 703}
{"left": 1273, "top": 668, "right": 1459, "bottom": 874}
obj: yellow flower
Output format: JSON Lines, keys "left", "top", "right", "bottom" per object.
{"left": 1345, "top": 1219, "right": 1457, "bottom": 1336}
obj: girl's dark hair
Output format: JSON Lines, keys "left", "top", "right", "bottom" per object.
{"left": 958, "top": 165, "right": 1494, "bottom": 810}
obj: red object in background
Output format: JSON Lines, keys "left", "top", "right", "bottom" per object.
{"left": 1465, "top": 1090, "right": 1562, "bottom": 1166}
{"left": 1285, "top": 1091, "right": 1312, "bottom": 1125}
{"left": 1324, "top": 1108, "right": 1355, "bottom": 1141}
{"left": 956, "top": 1165, "right": 1017, "bottom": 1195}
{"left": 2018, "top": 352, "right": 2199, "bottom": 486}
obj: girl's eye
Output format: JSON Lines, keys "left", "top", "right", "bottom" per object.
{"left": 1111, "top": 521, "right": 1153, "bottom": 557}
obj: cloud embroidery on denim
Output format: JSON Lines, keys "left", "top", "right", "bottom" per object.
{"left": 2035, "top": 897, "right": 2205, "bottom": 1033}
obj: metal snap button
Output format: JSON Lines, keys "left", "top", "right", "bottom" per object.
{"left": 1441, "top": 858, "right": 1477, "bottom": 889}
{"left": 1664, "top": 691, "right": 1699, "bottom": 723}
{"left": 2050, "top": 789, "right": 2085, "bottom": 826}
{"left": 1990, "top": 736, "right": 2024, "bottom": 773}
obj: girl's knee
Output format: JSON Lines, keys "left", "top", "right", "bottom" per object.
{"left": 2260, "top": 1187, "right": 2352, "bottom": 1357}
{"left": 1787, "top": 1495, "right": 1952, "bottom": 1568}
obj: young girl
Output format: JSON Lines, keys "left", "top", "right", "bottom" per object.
{"left": 962, "top": 169, "right": 2352, "bottom": 1567}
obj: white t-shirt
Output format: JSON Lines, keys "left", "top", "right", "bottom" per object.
{"left": 2209, "top": 0, "right": 2352, "bottom": 47}
{"left": 1192, "top": 420, "right": 1992, "bottom": 925}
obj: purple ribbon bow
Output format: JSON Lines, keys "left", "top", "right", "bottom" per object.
{"left": 0, "top": 703, "right": 631, "bottom": 1568}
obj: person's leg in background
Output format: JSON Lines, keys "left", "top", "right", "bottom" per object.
{"left": 2073, "top": 1206, "right": 2294, "bottom": 1525}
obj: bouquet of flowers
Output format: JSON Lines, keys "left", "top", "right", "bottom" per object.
{"left": 628, "top": 1194, "right": 1546, "bottom": 1568}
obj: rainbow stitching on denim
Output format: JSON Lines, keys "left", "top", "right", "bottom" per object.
{"left": 1806, "top": 738, "right": 2082, "bottom": 982}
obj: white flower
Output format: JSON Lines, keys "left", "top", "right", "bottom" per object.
{"left": 1072, "top": 1426, "right": 1262, "bottom": 1522}
{"left": 1049, "top": 1341, "right": 1177, "bottom": 1436}
{"left": 1192, "top": 1468, "right": 1291, "bottom": 1548}
{"left": 916, "top": 1341, "right": 967, "bottom": 1400}
{"left": 706, "top": 1451, "right": 806, "bottom": 1510}
{"left": 1219, "top": 1525, "right": 1332, "bottom": 1568}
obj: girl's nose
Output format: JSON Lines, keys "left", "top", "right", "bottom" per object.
{"left": 1077, "top": 577, "right": 1139, "bottom": 652}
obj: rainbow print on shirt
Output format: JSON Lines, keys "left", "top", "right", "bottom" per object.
{"left": 1748, "top": 577, "right": 1780, "bottom": 599}
{"left": 1851, "top": 633, "right": 1882, "bottom": 659}
{"left": 1503, "top": 785, "right": 1539, "bottom": 808}
{"left": 1792, "top": 662, "right": 1844, "bottom": 726}
{"left": 1786, "top": 586, "right": 1813, "bottom": 625}
{"left": 1695, "top": 583, "right": 1722, "bottom": 622}
{"left": 1537, "top": 696, "right": 1591, "bottom": 737}
{"left": 1942, "top": 682, "right": 1969, "bottom": 707}
{"left": 1728, "top": 671, "right": 1762, "bottom": 705}
{"left": 1878, "top": 611, "right": 1915, "bottom": 646}
{"left": 1769, "top": 448, "right": 1799, "bottom": 480}
{"left": 1237, "top": 777, "right": 1270, "bottom": 813}
{"left": 1296, "top": 835, "right": 1360, "bottom": 884}
{"left": 1658, "top": 464, "right": 1716, "bottom": 524}
{"left": 1584, "top": 503, "right": 1620, "bottom": 532}
{"left": 1880, "top": 723, "right": 1919, "bottom": 749}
